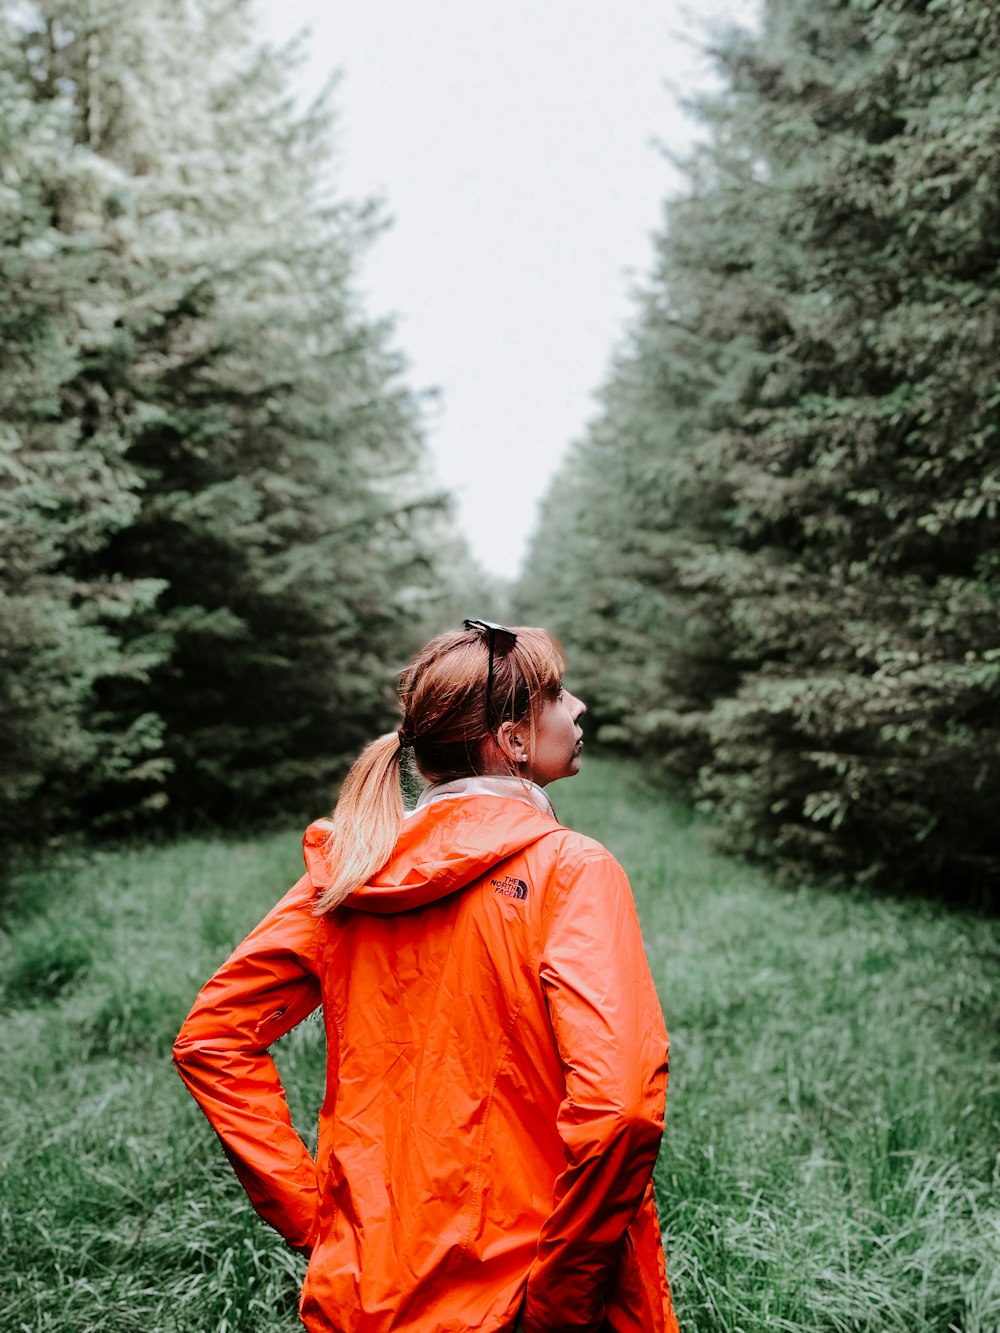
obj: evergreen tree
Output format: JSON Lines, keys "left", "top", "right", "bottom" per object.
{"left": 519, "top": 0, "right": 1000, "bottom": 902}
{"left": 2, "top": 0, "right": 450, "bottom": 836}
{"left": 0, "top": 13, "right": 165, "bottom": 851}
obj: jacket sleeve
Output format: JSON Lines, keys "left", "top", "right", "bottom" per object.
{"left": 524, "top": 849, "right": 669, "bottom": 1333}
{"left": 172, "top": 873, "right": 324, "bottom": 1253}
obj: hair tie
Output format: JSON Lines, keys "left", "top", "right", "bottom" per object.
{"left": 397, "top": 727, "right": 413, "bottom": 749}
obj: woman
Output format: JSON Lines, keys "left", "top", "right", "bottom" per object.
{"left": 173, "top": 621, "right": 679, "bottom": 1333}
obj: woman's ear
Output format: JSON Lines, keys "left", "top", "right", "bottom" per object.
{"left": 496, "top": 720, "right": 528, "bottom": 765}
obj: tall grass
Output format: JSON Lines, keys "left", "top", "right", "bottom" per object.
{"left": 573, "top": 763, "right": 999, "bottom": 1333}
{"left": 1, "top": 757, "right": 996, "bottom": 1331}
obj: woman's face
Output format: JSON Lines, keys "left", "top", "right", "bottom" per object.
{"left": 523, "top": 686, "right": 587, "bottom": 787}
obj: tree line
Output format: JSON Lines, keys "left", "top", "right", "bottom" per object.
{"left": 0, "top": 0, "right": 479, "bottom": 856}
{"left": 5, "top": 0, "right": 997, "bottom": 906}
{"left": 517, "top": 0, "right": 999, "bottom": 905}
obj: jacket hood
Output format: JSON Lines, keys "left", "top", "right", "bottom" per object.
{"left": 303, "top": 789, "right": 559, "bottom": 915}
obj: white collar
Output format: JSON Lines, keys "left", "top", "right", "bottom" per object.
{"left": 412, "top": 774, "right": 556, "bottom": 820}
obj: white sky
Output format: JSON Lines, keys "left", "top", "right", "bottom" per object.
{"left": 254, "top": 1, "right": 758, "bottom": 580}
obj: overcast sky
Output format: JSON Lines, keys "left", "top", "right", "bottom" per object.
{"left": 254, "top": 1, "right": 759, "bottom": 580}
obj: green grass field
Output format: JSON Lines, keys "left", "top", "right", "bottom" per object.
{"left": 1, "top": 756, "right": 997, "bottom": 1332}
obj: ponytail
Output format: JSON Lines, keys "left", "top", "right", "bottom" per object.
{"left": 313, "top": 732, "right": 405, "bottom": 915}
{"left": 313, "top": 623, "right": 565, "bottom": 915}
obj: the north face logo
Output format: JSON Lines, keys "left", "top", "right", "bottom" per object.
{"left": 491, "top": 875, "right": 528, "bottom": 901}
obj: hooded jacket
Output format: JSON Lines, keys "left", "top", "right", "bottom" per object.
{"left": 173, "top": 781, "right": 678, "bottom": 1333}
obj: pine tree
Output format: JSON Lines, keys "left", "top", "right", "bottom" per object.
{"left": 2, "top": 0, "right": 450, "bottom": 835}
{"left": 519, "top": 0, "right": 1000, "bottom": 902}
{"left": 0, "top": 12, "right": 166, "bottom": 850}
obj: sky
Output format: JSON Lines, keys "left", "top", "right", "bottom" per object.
{"left": 254, "top": 1, "right": 759, "bottom": 580}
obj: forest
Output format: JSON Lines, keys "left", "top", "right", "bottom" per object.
{"left": 1, "top": 1, "right": 998, "bottom": 1330}
{"left": 3, "top": 0, "right": 997, "bottom": 903}
{"left": 0, "top": 0, "right": 479, "bottom": 858}
{"left": 518, "top": 0, "right": 1000, "bottom": 906}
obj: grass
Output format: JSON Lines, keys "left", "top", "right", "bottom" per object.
{"left": 1, "top": 756, "right": 997, "bottom": 1332}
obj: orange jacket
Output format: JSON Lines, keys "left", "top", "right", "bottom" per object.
{"left": 173, "top": 787, "right": 678, "bottom": 1333}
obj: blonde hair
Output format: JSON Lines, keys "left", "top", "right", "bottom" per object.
{"left": 313, "top": 626, "right": 564, "bottom": 915}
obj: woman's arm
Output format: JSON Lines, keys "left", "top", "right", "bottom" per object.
{"left": 525, "top": 849, "right": 669, "bottom": 1333}
{"left": 172, "top": 874, "right": 324, "bottom": 1252}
